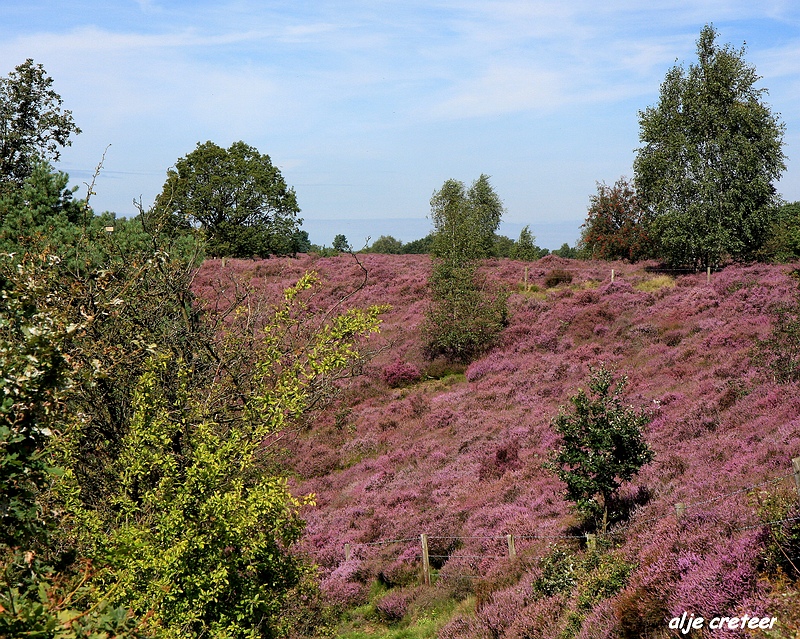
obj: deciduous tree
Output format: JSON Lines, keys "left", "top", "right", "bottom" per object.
{"left": 0, "top": 59, "right": 80, "bottom": 189}
{"left": 430, "top": 175, "right": 504, "bottom": 262}
{"left": 511, "top": 225, "right": 542, "bottom": 261}
{"left": 580, "top": 178, "right": 654, "bottom": 262}
{"left": 425, "top": 175, "right": 508, "bottom": 362}
{"left": 634, "top": 24, "right": 785, "bottom": 268}
{"left": 156, "top": 140, "right": 301, "bottom": 258}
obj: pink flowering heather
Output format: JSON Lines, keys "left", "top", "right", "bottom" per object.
{"left": 192, "top": 255, "right": 800, "bottom": 636}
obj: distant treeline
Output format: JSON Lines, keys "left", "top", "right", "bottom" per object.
{"left": 311, "top": 232, "right": 580, "bottom": 260}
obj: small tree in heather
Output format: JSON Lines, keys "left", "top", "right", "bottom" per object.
{"left": 549, "top": 365, "right": 653, "bottom": 531}
{"left": 511, "top": 225, "right": 541, "bottom": 261}
{"left": 424, "top": 175, "right": 508, "bottom": 363}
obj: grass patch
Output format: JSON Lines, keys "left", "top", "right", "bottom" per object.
{"left": 336, "top": 589, "right": 475, "bottom": 639}
{"left": 516, "top": 286, "right": 549, "bottom": 300}
{"left": 635, "top": 275, "right": 675, "bottom": 292}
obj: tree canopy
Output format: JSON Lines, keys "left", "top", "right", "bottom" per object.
{"left": 634, "top": 24, "right": 785, "bottom": 268}
{"left": 580, "top": 178, "right": 654, "bottom": 262}
{"left": 0, "top": 59, "right": 80, "bottom": 189}
{"left": 430, "top": 174, "right": 504, "bottom": 263}
{"left": 155, "top": 140, "right": 302, "bottom": 258}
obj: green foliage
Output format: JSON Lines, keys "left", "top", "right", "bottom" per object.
{"left": 424, "top": 262, "right": 508, "bottom": 363}
{"left": 579, "top": 178, "right": 654, "bottom": 262}
{"left": 761, "top": 201, "right": 800, "bottom": 262}
{"left": 511, "top": 226, "right": 542, "bottom": 261}
{"left": 548, "top": 365, "right": 653, "bottom": 530}
{"left": 552, "top": 243, "right": 578, "bottom": 259}
{"left": 575, "top": 553, "right": 635, "bottom": 611}
{"left": 424, "top": 176, "right": 508, "bottom": 363}
{"left": 634, "top": 24, "right": 786, "bottom": 268}
{"left": 333, "top": 233, "right": 351, "bottom": 252}
{"left": 1, "top": 160, "right": 383, "bottom": 636}
{"left": 0, "top": 59, "right": 80, "bottom": 189}
{"left": 430, "top": 175, "right": 504, "bottom": 262}
{"left": 366, "top": 235, "right": 403, "bottom": 254}
{"left": 401, "top": 234, "right": 434, "bottom": 255}
{"left": 492, "top": 234, "right": 515, "bottom": 258}
{"left": 0, "top": 256, "right": 141, "bottom": 639}
{"left": 532, "top": 545, "right": 578, "bottom": 598}
{"left": 0, "top": 258, "right": 70, "bottom": 549}
{"left": 75, "top": 353, "right": 316, "bottom": 638}
{"left": 310, "top": 244, "right": 340, "bottom": 257}
{"left": 0, "top": 158, "right": 87, "bottom": 257}
{"left": 156, "top": 140, "right": 302, "bottom": 258}
{"left": 528, "top": 544, "right": 636, "bottom": 639}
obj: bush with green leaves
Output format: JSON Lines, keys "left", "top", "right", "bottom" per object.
{"left": 0, "top": 256, "right": 141, "bottom": 638}
{"left": 1, "top": 201, "right": 384, "bottom": 638}
{"left": 548, "top": 365, "right": 653, "bottom": 531}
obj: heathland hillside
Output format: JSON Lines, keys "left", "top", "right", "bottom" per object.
{"left": 195, "top": 254, "right": 800, "bottom": 638}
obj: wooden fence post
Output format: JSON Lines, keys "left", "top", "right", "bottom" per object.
{"left": 507, "top": 534, "right": 516, "bottom": 559}
{"left": 586, "top": 533, "right": 596, "bottom": 551}
{"left": 707, "top": 266, "right": 711, "bottom": 284}
{"left": 793, "top": 457, "right": 800, "bottom": 503}
{"left": 344, "top": 543, "right": 351, "bottom": 562}
{"left": 675, "top": 502, "right": 686, "bottom": 520}
{"left": 524, "top": 266, "right": 529, "bottom": 292}
{"left": 611, "top": 269, "right": 615, "bottom": 283}
{"left": 420, "top": 533, "right": 431, "bottom": 586}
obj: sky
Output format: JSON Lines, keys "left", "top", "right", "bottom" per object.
{"left": 3, "top": 1, "right": 800, "bottom": 249}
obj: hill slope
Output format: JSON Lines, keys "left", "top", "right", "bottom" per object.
{"left": 196, "top": 254, "right": 800, "bottom": 638}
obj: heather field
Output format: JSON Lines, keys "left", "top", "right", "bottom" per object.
{"left": 195, "top": 255, "right": 800, "bottom": 639}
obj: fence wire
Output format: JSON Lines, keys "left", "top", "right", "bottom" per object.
{"left": 339, "top": 464, "right": 800, "bottom": 583}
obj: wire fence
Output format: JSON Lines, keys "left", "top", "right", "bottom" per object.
{"left": 339, "top": 457, "right": 800, "bottom": 585}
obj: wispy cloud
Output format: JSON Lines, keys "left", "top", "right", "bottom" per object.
{"left": 2, "top": 0, "right": 799, "bottom": 224}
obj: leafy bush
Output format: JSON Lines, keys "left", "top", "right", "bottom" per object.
{"left": 576, "top": 553, "right": 636, "bottom": 611}
{"left": 0, "top": 257, "right": 140, "bottom": 638}
{"left": 532, "top": 545, "right": 578, "bottom": 598}
{"left": 547, "top": 365, "right": 653, "bottom": 530}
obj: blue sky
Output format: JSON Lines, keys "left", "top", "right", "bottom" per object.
{"left": 3, "top": 1, "right": 800, "bottom": 248}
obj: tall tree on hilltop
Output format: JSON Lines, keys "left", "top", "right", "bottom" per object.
{"left": 634, "top": 24, "right": 785, "bottom": 268}
{"left": 0, "top": 59, "right": 80, "bottom": 190}
{"left": 155, "top": 140, "right": 302, "bottom": 258}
